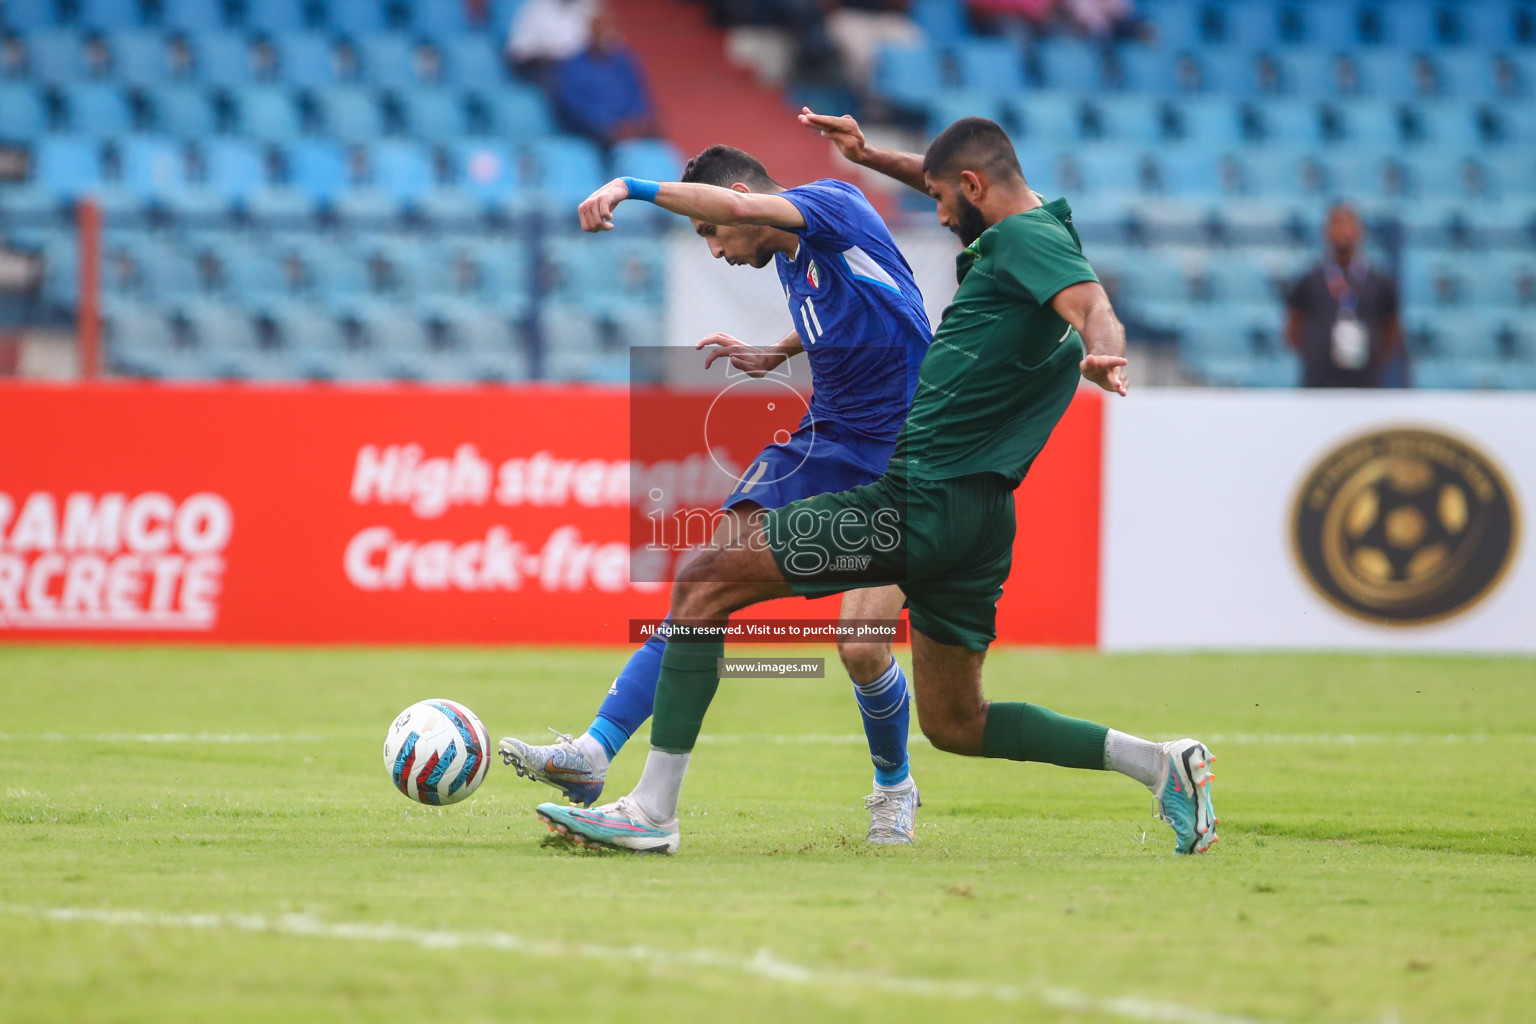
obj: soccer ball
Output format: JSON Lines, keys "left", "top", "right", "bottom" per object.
{"left": 383, "top": 699, "right": 491, "bottom": 806}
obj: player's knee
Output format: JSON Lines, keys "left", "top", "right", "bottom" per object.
{"left": 837, "top": 640, "right": 890, "bottom": 683}
{"left": 671, "top": 559, "right": 732, "bottom": 621}
{"left": 917, "top": 708, "right": 982, "bottom": 755}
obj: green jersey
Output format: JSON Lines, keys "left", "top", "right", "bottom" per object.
{"left": 893, "top": 198, "right": 1097, "bottom": 487}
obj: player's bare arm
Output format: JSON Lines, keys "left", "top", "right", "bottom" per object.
{"left": 1051, "top": 280, "right": 1129, "bottom": 396}
{"left": 798, "top": 107, "right": 928, "bottom": 194}
{"left": 578, "top": 179, "right": 805, "bottom": 233}
{"left": 696, "top": 330, "right": 803, "bottom": 377}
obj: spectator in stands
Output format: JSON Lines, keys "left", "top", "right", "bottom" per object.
{"left": 1061, "top": 0, "right": 1141, "bottom": 41}
{"left": 825, "top": 0, "right": 922, "bottom": 94}
{"left": 968, "top": 0, "right": 1059, "bottom": 41}
{"left": 549, "top": 13, "right": 659, "bottom": 149}
{"left": 1285, "top": 204, "right": 1405, "bottom": 388}
{"left": 506, "top": 0, "right": 599, "bottom": 82}
{"left": 703, "top": 0, "right": 838, "bottom": 80}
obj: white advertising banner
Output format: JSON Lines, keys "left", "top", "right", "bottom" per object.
{"left": 1101, "top": 390, "right": 1536, "bottom": 651}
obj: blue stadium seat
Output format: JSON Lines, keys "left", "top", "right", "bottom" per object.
{"left": 479, "top": 85, "right": 553, "bottom": 139}
{"left": 1274, "top": 49, "right": 1339, "bottom": 100}
{"left": 25, "top": 30, "right": 88, "bottom": 84}
{"left": 1436, "top": 49, "right": 1498, "bottom": 100}
{"left": 3, "top": 0, "right": 58, "bottom": 30}
{"left": 610, "top": 137, "right": 683, "bottom": 182}
{"left": 243, "top": 0, "right": 309, "bottom": 35}
{"left": 1330, "top": 98, "right": 1408, "bottom": 148}
{"left": 1140, "top": 0, "right": 1205, "bottom": 51}
{"left": 229, "top": 85, "right": 302, "bottom": 140}
{"left": 221, "top": 250, "right": 290, "bottom": 302}
{"left": 1197, "top": 49, "right": 1257, "bottom": 95}
{"left": 112, "top": 31, "right": 169, "bottom": 86}
{"left": 402, "top": 0, "right": 471, "bottom": 41}
{"left": 440, "top": 34, "right": 504, "bottom": 87}
{"left": 312, "top": 85, "right": 385, "bottom": 143}
{"left": 104, "top": 300, "right": 187, "bottom": 376}
{"left": 414, "top": 187, "right": 483, "bottom": 225}
{"left": 1073, "top": 144, "right": 1147, "bottom": 195}
{"left": 524, "top": 136, "right": 603, "bottom": 203}
{"left": 1035, "top": 39, "right": 1105, "bottom": 93}
{"left": 1250, "top": 98, "right": 1325, "bottom": 146}
{"left": 1219, "top": 2, "right": 1282, "bottom": 50}
{"left": 119, "top": 134, "right": 186, "bottom": 196}
{"left": 1297, "top": 4, "right": 1361, "bottom": 48}
{"left": 954, "top": 38, "right": 1025, "bottom": 94}
{"left": 265, "top": 303, "right": 345, "bottom": 357}
{"left": 78, "top": 0, "right": 144, "bottom": 31}
{"left": 356, "top": 34, "right": 415, "bottom": 88}
{"left": 1156, "top": 147, "right": 1227, "bottom": 196}
{"left": 926, "top": 90, "right": 1006, "bottom": 139}
{"left": 284, "top": 139, "right": 350, "bottom": 199}
{"left": 1353, "top": 49, "right": 1424, "bottom": 98}
{"left": 274, "top": 32, "right": 335, "bottom": 88}
{"left": 241, "top": 185, "right": 319, "bottom": 222}
{"left": 369, "top": 139, "right": 434, "bottom": 199}
{"left": 1462, "top": 4, "right": 1522, "bottom": 49}
{"left": 1363, "top": 3, "right": 1442, "bottom": 49}
{"left": 0, "top": 83, "right": 48, "bottom": 138}
{"left": 394, "top": 87, "right": 467, "bottom": 143}
{"left": 1010, "top": 93, "right": 1086, "bottom": 142}
{"left": 332, "top": 186, "right": 402, "bottom": 224}
{"left": 1413, "top": 100, "right": 1485, "bottom": 150}
{"left": 60, "top": 82, "right": 133, "bottom": 137}
{"left": 146, "top": 83, "right": 216, "bottom": 136}
{"left": 452, "top": 139, "right": 518, "bottom": 198}
{"left": 1174, "top": 96, "right": 1245, "bottom": 146}
{"left": 180, "top": 299, "right": 261, "bottom": 352}
{"left": 190, "top": 32, "right": 252, "bottom": 87}
{"left": 909, "top": 0, "right": 966, "bottom": 46}
{"left": 202, "top": 137, "right": 267, "bottom": 197}
{"left": 160, "top": 0, "right": 225, "bottom": 32}
{"left": 1091, "top": 95, "right": 1171, "bottom": 144}
{"left": 872, "top": 42, "right": 941, "bottom": 112}
{"left": 326, "top": 0, "right": 388, "bottom": 37}
{"left": 1112, "top": 45, "right": 1180, "bottom": 95}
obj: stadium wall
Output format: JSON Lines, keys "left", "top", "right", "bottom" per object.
{"left": 0, "top": 383, "right": 1100, "bottom": 646}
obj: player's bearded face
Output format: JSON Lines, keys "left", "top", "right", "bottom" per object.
{"left": 711, "top": 224, "right": 776, "bottom": 269}
{"left": 953, "top": 193, "right": 988, "bottom": 247}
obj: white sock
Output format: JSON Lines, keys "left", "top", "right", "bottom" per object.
{"left": 629, "top": 748, "right": 690, "bottom": 823}
{"left": 1104, "top": 729, "right": 1163, "bottom": 789}
{"left": 573, "top": 733, "right": 610, "bottom": 773}
{"left": 874, "top": 774, "right": 916, "bottom": 795}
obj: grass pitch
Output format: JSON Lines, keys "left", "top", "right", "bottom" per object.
{"left": 0, "top": 645, "right": 1531, "bottom": 1024}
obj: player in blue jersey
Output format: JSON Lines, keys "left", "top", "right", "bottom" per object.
{"left": 499, "top": 144, "right": 934, "bottom": 843}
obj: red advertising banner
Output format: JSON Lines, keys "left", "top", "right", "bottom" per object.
{"left": 0, "top": 383, "right": 1099, "bottom": 645}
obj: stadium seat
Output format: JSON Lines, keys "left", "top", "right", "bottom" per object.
{"left": 1353, "top": 49, "right": 1423, "bottom": 98}
{"left": 1219, "top": 2, "right": 1282, "bottom": 50}
{"left": 104, "top": 300, "right": 185, "bottom": 376}
{"left": 477, "top": 85, "right": 554, "bottom": 140}
{"left": 327, "top": 0, "right": 388, "bottom": 37}
{"left": 1111, "top": 45, "right": 1180, "bottom": 95}
{"left": 610, "top": 138, "right": 683, "bottom": 183}
{"left": 201, "top": 137, "right": 268, "bottom": 198}
{"left": 0, "top": 83, "right": 48, "bottom": 138}
{"left": 119, "top": 134, "right": 187, "bottom": 196}
{"left": 356, "top": 34, "right": 415, "bottom": 88}
{"left": 274, "top": 32, "right": 335, "bottom": 88}
{"left": 1174, "top": 96, "right": 1245, "bottom": 146}
{"left": 452, "top": 139, "right": 518, "bottom": 199}
{"left": 1091, "top": 95, "right": 1172, "bottom": 144}
{"left": 440, "top": 35, "right": 505, "bottom": 88}
{"left": 1462, "top": 4, "right": 1522, "bottom": 50}
{"left": 1073, "top": 144, "right": 1148, "bottom": 195}
{"left": 24, "top": 29, "right": 88, "bottom": 84}
{"left": 312, "top": 85, "right": 385, "bottom": 143}
{"left": 394, "top": 87, "right": 469, "bottom": 144}
{"left": 112, "top": 31, "right": 170, "bottom": 86}
{"left": 1297, "top": 4, "right": 1361, "bottom": 48}
{"left": 872, "top": 42, "right": 942, "bottom": 111}
{"left": 1436, "top": 49, "right": 1499, "bottom": 100}
{"left": 401, "top": 0, "right": 471, "bottom": 41}
{"left": 3, "top": 0, "right": 58, "bottom": 30}
{"left": 1413, "top": 100, "right": 1486, "bottom": 151}
{"left": 1197, "top": 49, "right": 1257, "bottom": 96}
{"left": 243, "top": 0, "right": 310, "bottom": 35}
{"left": 1010, "top": 93, "right": 1086, "bottom": 143}
{"left": 1274, "top": 49, "right": 1339, "bottom": 100}
{"left": 368, "top": 140, "right": 433, "bottom": 199}
{"left": 33, "top": 135, "right": 102, "bottom": 196}
{"left": 146, "top": 83, "right": 217, "bottom": 136}
{"left": 1035, "top": 39, "right": 1105, "bottom": 93}
{"left": 1329, "top": 98, "right": 1410, "bottom": 148}
{"left": 1156, "top": 147, "right": 1227, "bottom": 196}
{"left": 284, "top": 139, "right": 350, "bottom": 199}
{"left": 1140, "top": 0, "right": 1205, "bottom": 51}
{"left": 189, "top": 32, "right": 251, "bottom": 87}
{"left": 221, "top": 250, "right": 291, "bottom": 302}
{"left": 160, "top": 0, "right": 225, "bottom": 32}
{"left": 180, "top": 299, "right": 262, "bottom": 352}
{"left": 953, "top": 39, "right": 1026, "bottom": 94}
{"left": 229, "top": 85, "right": 303, "bottom": 141}
{"left": 78, "top": 0, "right": 144, "bottom": 31}
{"left": 926, "top": 90, "right": 1006, "bottom": 139}
{"left": 59, "top": 82, "right": 133, "bottom": 137}
{"left": 1249, "top": 98, "right": 1325, "bottom": 146}
{"left": 523, "top": 137, "right": 604, "bottom": 203}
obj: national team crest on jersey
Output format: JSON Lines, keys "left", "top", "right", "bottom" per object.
{"left": 806, "top": 261, "right": 820, "bottom": 289}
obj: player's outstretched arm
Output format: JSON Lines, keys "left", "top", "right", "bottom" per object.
{"left": 577, "top": 178, "right": 805, "bottom": 233}
{"left": 1051, "top": 281, "right": 1129, "bottom": 396}
{"left": 798, "top": 107, "right": 928, "bottom": 195}
{"left": 696, "top": 330, "right": 803, "bottom": 378}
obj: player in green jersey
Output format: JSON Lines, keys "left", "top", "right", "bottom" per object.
{"left": 535, "top": 115, "right": 1219, "bottom": 857}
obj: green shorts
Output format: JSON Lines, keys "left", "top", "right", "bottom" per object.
{"left": 763, "top": 472, "right": 1016, "bottom": 651}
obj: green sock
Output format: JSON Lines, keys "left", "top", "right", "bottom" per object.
{"left": 649, "top": 635, "right": 724, "bottom": 753}
{"left": 981, "top": 701, "right": 1109, "bottom": 770}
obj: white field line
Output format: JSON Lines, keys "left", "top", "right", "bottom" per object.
{"left": 4, "top": 904, "right": 1277, "bottom": 1024}
{"left": 0, "top": 733, "right": 323, "bottom": 744}
{"left": 696, "top": 733, "right": 1535, "bottom": 746}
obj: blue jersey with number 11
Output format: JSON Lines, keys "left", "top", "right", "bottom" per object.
{"left": 775, "top": 179, "right": 932, "bottom": 443}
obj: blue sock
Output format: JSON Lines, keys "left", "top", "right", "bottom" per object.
{"left": 853, "top": 656, "right": 911, "bottom": 787}
{"left": 587, "top": 629, "right": 667, "bottom": 759}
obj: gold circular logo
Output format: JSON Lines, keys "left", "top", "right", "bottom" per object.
{"left": 1293, "top": 428, "right": 1519, "bottom": 625}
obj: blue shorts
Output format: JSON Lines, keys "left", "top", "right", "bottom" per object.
{"left": 721, "top": 423, "right": 893, "bottom": 512}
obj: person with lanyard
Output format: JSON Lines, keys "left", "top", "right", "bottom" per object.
{"left": 1285, "top": 204, "right": 1406, "bottom": 388}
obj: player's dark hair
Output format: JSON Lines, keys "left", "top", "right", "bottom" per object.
{"left": 681, "top": 145, "right": 781, "bottom": 192}
{"left": 922, "top": 117, "right": 1025, "bottom": 184}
